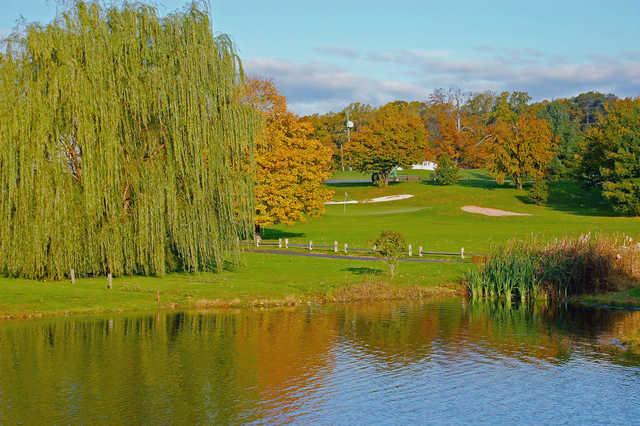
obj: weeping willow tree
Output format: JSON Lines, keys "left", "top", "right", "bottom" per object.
{"left": 0, "top": 1, "right": 257, "bottom": 280}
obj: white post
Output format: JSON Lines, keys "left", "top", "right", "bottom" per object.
{"left": 309, "top": 241, "right": 313, "bottom": 251}
{"left": 461, "top": 247, "right": 465, "bottom": 259}
{"left": 107, "top": 273, "right": 113, "bottom": 290}
{"left": 285, "top": 238, "right": 289, "bottom": 249}
{"left": 408, "top": 244, "right": 413, "bottom": 257}
{"left": 344, "top": 243, "right": 348, "bottom": 254}
{"left": 334, "top": 241, "right": 338, "bottom": 253}
{"left": 256, "top": 236, "right": 261, "bottom": 247}
{"left": 70, "top": 268, "right": 76, "bottom": 284}
{"left": 419, "top": 246, "right": 423, "bottom": 257}
{"left": 373, "top": 244, "right": 377, "bottom": 253}
{"left": 278, "top": 238, "right": 282, "bottom": 248}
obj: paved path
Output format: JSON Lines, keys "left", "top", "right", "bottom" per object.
{"left": 248, "top": 249, "right": 464, "bottom": 263}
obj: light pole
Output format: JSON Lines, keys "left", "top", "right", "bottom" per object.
{"left": 342, "top": 111, "right": 354, "bottom": 172}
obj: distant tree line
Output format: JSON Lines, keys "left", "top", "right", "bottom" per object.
{"left": 307, "top": 90, "right": 640, "bottom": 215}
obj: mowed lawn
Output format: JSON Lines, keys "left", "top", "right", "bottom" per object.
{"left": 0, "top": 253, "right": 466, "bottom": 317}
{"left": 265, "top": 169, "right": 640, "bottom": 254}
{"left": 2, "top": 169, "right": 639, "bottom": 317}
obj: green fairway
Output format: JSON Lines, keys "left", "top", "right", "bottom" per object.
{"left": 265, "top": 169, "right": 640, "bottom": 254}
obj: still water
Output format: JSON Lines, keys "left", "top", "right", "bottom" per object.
{"left": 0, "top": 299, "right": 639, "bottom": 424}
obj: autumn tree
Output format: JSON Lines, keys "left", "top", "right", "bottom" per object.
{"left": 245, "top": 79, "right": 333, "bottom": 226}
{"left": 424, "top": 89, "right": 494, "bottom": 168}
{"left": 488, "top": 113, "right": 556, "bottom": 189}
{"left": 307, "top": 102, "right": 373, "bottom": 170}
{"left": 580, "top": 98, "right": 640, "bottom": 215}
{"left": 347, "top": 101, "right": 426, "bottom": 186}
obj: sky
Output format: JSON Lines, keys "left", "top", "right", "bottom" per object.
{"left": 2, "top": 0, "right": 640, "bottom": 114}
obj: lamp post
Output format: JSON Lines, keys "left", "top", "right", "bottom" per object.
{"left": 342, "top": 111, "right": 354, "bottom": 172}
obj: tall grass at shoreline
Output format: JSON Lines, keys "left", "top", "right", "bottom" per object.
{"left": 466, "top": 235, "right": 640, "bottom": 302}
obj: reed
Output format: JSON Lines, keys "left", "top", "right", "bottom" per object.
{"left": 0, "top": 1, "right": 258, "bottom": 279}
{"left": 466, "top": 234, "right": 640, "bottom": 302}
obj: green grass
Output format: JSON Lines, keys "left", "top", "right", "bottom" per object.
{"left": 0, "top": 253, "right": 465, "bottom": 318}
{"left": 3, "top": 169, "right": 639, "bottom": 317}
{"left": 577, "top": 287, "right": 640, "bottom": 309}
{"left": 267, "top": 169, "right": 640, "bottom": 253}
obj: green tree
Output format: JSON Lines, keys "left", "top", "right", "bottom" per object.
{"left": 0, "top": 1, "right": 257, "bottom": 279}
{"left": 432, "top": 154, "right": 459, "bottom": 185}
{"left": 538, "top": 100, "right": 583, "bottom": 178}
{"left": 374, "top": 231, "right": 406, "bottom": 278}
{"left": 528, "top": 179, "right": 550, "bottom": 205}
{"left": 582, "top": 99, "right": 640, "bottom": 215}
{"left": 347, "top": 102, "right": 426, "bottom": 186}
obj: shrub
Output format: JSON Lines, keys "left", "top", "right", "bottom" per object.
{"left": 374, "top": 231, "right": 406, "bottom": 278}
{"left": 432, "top": 154, "right": 459, "bottom": 185}
{"left": 528, "top": 179, "right": 549, "bottom": 205}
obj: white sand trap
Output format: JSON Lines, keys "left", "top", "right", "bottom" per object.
{"left": 461, "top": 205, "right": 531, "bottom": 217}
{"left": 363, "top": 194, "right": 414, "bottom": 203}
{"left": 325, "top": 200, "right": 359, "bottom": 205}
{"left": 325, "top": 194, "right": 414, "bottom": 205}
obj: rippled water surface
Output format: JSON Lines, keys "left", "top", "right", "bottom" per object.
{"left": 0, "top": 299, "right": 639, "bottom": 424}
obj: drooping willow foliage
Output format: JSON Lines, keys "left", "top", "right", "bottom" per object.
{"left": 0, "top": 1, "right": 257, "bottom": 279}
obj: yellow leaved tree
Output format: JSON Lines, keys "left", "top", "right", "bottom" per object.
{"left": 245, "top": 79, "right": 333, "bottom": 227}
{"left": 488, "top": 112, "right": 556, "bottom": 189}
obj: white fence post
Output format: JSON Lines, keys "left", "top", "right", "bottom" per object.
{"left": 344, "top": 243, "right": 348, "bottom": 254}
{"left": 334, "top": 241, "right": 338, "bottom": 253}
{"left": 70, "top": 268, "right": 76, "bottom": 284}
{"left": 256, "top": 236, "right": 261, "bottom": 247}
{"left": 408, "top": 244, "right": 412, "bottom": 257}
{"left": 285, "top": 238, "right": 289, "bottom": 249}
{"left": 107, "top": 273, "right": 113, "bottom": 290}
{"left": 461, "top": 247, "right": 465, "bottom": 259}
{"left": 309, "top": 241, "right": 313, "bottom": 251}
{"left": 278, "top": 238, "right": 282, "bottom": 248}
{"left": 419, "top": 246, "right": 423, "bottom": 257}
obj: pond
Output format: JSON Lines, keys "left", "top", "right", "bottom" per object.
{"left": 0, "top": 299, "right": 638, "bottom": 424}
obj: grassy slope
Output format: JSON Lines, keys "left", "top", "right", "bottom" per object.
{"left": 2, "top": 169, "right": 639, "bottom": 317}
{"left": 266, "top": 169, "right": 640, "bottom": 253}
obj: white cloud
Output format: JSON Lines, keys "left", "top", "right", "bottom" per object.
{"left": 246, "top": 46, "right": 640, "bottom": 114}
{"left": 245, "top": 58, "right": 426, "bottom": 115}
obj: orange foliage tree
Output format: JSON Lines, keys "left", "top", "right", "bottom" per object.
{"left": 424, "top": 101, "right": 487, "bottom": 167}
{"left": 488, "top": 112, "right": 556, "bottom": 189}
{"left": 245, "top": 79, "right": 333, "bottom": 226}
{"left": 346, "top": 101, "right": 426, "bottom": 186}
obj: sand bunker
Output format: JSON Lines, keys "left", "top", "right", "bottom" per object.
{"left": 461, "top": 205, "right": 531, "bottom": 217}
{"left": 325, "top": 194, "right": 414, "bottom": 205}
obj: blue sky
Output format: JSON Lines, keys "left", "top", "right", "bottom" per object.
{"left": 2, "top": 0, "right": 640, "bottom": 114}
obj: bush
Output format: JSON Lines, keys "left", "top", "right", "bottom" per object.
{"left": 432, "top": 154, "right": 459, "bottom": 185}
{"left": 528, "top": 179, "right": 549, "bottom": 205}
{"left": 374, "top": 231, "right": 406, "bottom": 278}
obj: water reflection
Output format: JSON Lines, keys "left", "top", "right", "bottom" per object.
{"left": 0, "top": 300, "right": 638, "bottom": 424}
